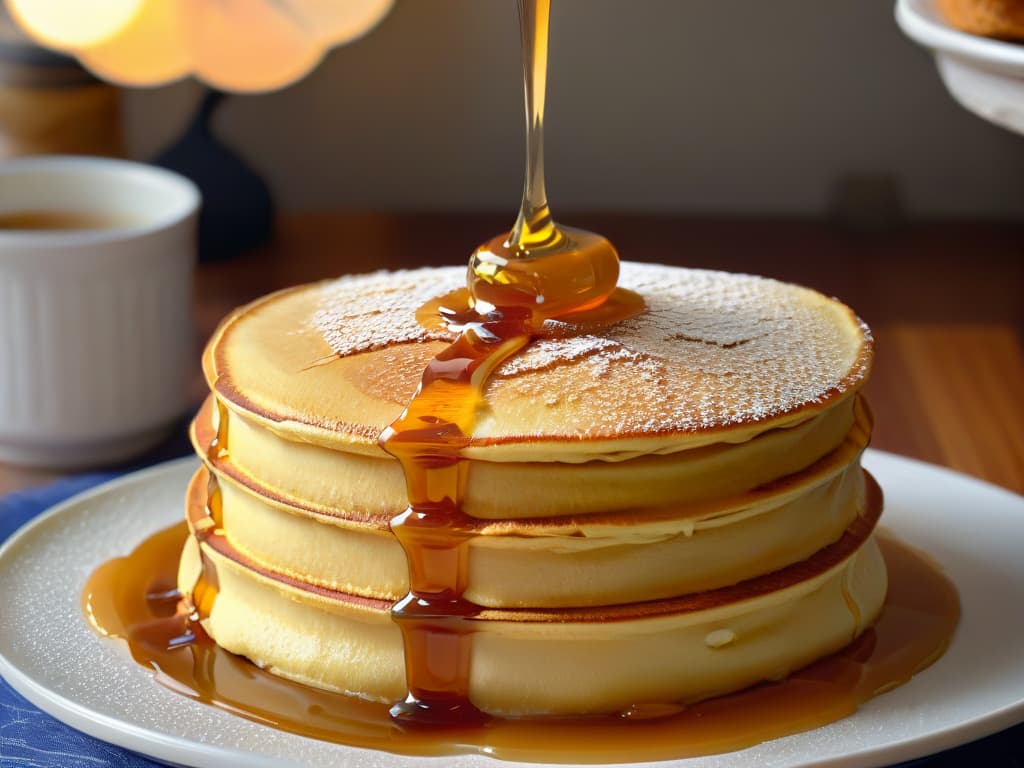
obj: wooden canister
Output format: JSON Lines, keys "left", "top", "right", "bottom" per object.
{"left": 0, "top": 13, "right": 124, "bottom": 158}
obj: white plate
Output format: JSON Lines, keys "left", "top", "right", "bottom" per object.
{"left": 1, "top": 451, "right": 1022, "bottom": 768}
{"left": 896, "top": 0, "right": 1024, "bottom": 134}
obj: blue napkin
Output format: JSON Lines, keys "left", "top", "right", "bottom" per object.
{"left": 0, "top": 474, "right": 165, "bottom": 768}
{"left": 1, "top": 474, "right": 1020, "bottom": 767}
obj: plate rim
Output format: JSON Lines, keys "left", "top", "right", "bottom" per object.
{"left": 1, "top": 451, "right": 1023, "bottom": 768}
{"left": 0, "top": 456, "right": 195, "bottom": 565}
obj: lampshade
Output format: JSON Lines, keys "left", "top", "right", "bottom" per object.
{"left": 5, "top": 0, "right": 394, "bottom": 91}
{"left": 6, "top": 0, "right": 145, "bottom": 48}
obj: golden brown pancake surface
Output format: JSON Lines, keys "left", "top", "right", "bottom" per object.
{"left": 205, "top": 263, "right": 872, "bottom": 460}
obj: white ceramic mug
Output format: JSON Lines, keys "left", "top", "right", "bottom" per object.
{"left": 0, "top": 156, "right": 200, "bottom": 468}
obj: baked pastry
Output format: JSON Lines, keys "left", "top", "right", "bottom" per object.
{"left": 938, "top": 0, "right": 1024, "bottom": 39}
{"left": 178, "top": 262, "right": 885, "bottom": 716}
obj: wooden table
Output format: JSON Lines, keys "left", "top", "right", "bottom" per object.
{"left": 2, "top": 213, "right": 1022, "bottom": 495}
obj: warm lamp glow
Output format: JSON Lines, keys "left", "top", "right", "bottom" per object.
{"left": 79, "top": 0, "right": 190, "bottom": 87}
{"left": 300, "top": 0, "right": 401, "bottom": 44}
{"left": 8, "top": 0, "right": 145, "bottom": 48}
{"left": 5, "top": 0, "right": 394, "bottom": 92}
{"left": 185, "top": 1, "right": 323, "bottom": 93}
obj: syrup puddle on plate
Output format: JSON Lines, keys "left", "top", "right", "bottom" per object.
{"left": 82, "top": 525, "right": 959, "bottom": 763}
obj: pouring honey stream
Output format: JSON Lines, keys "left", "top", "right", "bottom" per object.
{"left": 379, "top": 0, "right": 635, "bottom": 726}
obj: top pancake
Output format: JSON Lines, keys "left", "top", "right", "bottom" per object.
{"left": 206, "top": 262, "right": 872, "bottom": 461}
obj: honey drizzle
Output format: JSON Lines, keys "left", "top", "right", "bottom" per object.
{"left": 184, "top": 398, "right": 230, "bottom": 625}
{"left": 467, "top": 0, "right": 619, "bottom": 320}
{"left": 841, "top": 563, "right": 864, "bottom": 639}
{"left": 81, "top": 529, "right": 961, "bottom": 762}
{"left": 379, "top": 308, "right": 532, "bottom": 725}
{"left": 510, "top": 0, "right": 556, "bottom": 251}
{"left": 379, "top": 0, "right": 625, "bottom": 726}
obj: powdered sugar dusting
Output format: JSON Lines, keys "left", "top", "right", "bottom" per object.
{"left": 499, "top": 334, "right": 629, "bottom": 375}
{"left": 310, "top": 262, "right": 871, "bottom": 436}
{"left": 311, "top": 267, "right": 464, "bottom": 356}
{"left": 486, "top": 263, "right": 870, "bottom": 434}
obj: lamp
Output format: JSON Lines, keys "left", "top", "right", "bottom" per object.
{"left": 6, "top": 0, "right": 395, "bottom": 259}
{"left": 6, "top": 0, "right": 394, "bottom": 91}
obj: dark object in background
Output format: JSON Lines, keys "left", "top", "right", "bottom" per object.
{"left": 153, "top": 89, "right": 273, "bottom": 262}
{"left": 828, "top": 173, "right": 906, "bottom": 235}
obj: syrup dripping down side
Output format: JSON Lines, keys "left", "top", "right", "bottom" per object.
{"left": 379, "top": 0, "right": 624, "bottom": 726}
{"left": 379, "top": 309, "right": 533, "bottom": 725}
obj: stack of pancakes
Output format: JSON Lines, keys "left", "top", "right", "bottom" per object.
{"left": 178, "top": 262, "right": 885, "bottom": 716}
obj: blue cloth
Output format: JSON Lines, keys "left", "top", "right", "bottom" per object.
{"left": 1, "top": 473, "right": 165, "bottom": 767}
{"left": 1, "top": 474, "right": 1021, "bottom": 768}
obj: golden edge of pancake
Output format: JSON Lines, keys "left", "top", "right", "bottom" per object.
{"left": 192, "top": 394, "right": 871, "bottom": 537}
{"left": 190, "top": 392, "right": 870, "bottom": 526}
{"left": 178, "top": 474, "right": 887, "bottom": 713}
{"left": 183, "top": 469, "right": 883, "bottom": 624}
{"left": 193, "top": 453, "right": 869, "bottom": 606}
{"left": 200, "top": 272, "right": 874, "bottom": 461}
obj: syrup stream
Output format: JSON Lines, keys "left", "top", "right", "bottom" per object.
{"left": 379, "top": 0, "right": 625, "bottom": 726}
{"left": 512, "top": 0, "right": 554, "bottom": 249}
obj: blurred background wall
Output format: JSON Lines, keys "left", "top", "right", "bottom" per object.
{"left": 121, "top": 0, "right": 1024, "bottom": 218}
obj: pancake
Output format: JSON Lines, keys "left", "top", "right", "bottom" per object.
{"left": 180, "top": 467, "right": 886, "bottom": 716}
{"left": 190, "top": 397, "right": 873, "bottom": 607}
{"left": 205, "top": 263, "right": 871, "bottom": 458}
{"left": 179, "top": 262, "right": 883, "bottom": 715}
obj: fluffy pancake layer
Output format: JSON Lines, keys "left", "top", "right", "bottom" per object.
{"left": 204, "top": 263, "right": 872, "bottom": 460}
{"left": 194, "top": 389, "right": 863, "bottom": 522}
{"left": 180, "top": 469, "right": 886, "bottom": 716}
{"left": 192, "top": 397, "right": 872, "bottom": 607}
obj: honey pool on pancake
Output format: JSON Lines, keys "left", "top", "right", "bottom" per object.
{"left": 83, "top": 522, "right": 959, "bottom": 762}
